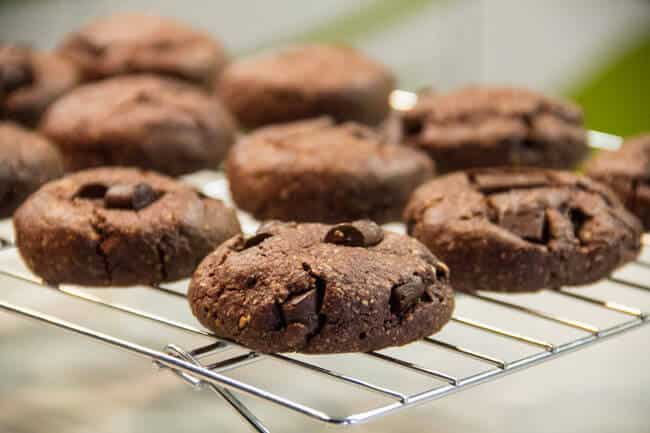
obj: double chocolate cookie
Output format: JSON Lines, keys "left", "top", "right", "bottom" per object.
{"left": 0, "top": 122, "right": 64, "bottom": 217}
{"left": 226, "top": 118, "right": 434, "bottom": 223}
{"left": 14, "top": 167, "right": 241, "bottom": 286}
{"left": 41, "top": 75, "right": 236, "bottom": 175}
{"left": 399, "top": 86, "right": 588, "bottom": 173}
{"left": 59, "top": 13, "right": 228, "bottom": 88}
{"left": 586, "top": 133, "right": 650, "bottom": 229}
{"left": 404, "top": 168, "right": 642, "bottom": 292}
{"left": 189, "top": 220, "right": 454, "bottom": 353}
{"left": 1, "top": 44, "right": 79, "bottom": 127}
{"left": 218, "top": 44, "right": 395, "bottom": 129}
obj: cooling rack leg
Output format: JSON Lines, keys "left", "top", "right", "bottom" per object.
{"left": 210, "top": 385, "right": 271, "bottom": 433}
{"left": 164, "top": 344, "right": 271, "bottom": 433}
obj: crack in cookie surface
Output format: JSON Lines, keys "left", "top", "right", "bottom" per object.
{"left": 404, "top": 168, "right": 642, "bottom": 292}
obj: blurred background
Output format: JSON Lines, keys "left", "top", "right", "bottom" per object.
{"left": 1, "top": 0, "right": 649, "bottom": 136}
{"left": 1, "top": 1, "right": 649, "bottom": 433}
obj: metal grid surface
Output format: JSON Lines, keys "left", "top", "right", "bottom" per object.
{"left": 0, "top": 170, "right": 648, "bottom": 433}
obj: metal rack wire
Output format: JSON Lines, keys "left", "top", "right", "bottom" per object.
{"left": 0, "top": 204, "right": 648, "bottom": 432}
{"left": 0, "top": 125, "right": 648, "bottom": 432}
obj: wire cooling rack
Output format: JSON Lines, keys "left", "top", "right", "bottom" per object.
{"left": 0, "top": 127, "right": 648, "bottom": 432}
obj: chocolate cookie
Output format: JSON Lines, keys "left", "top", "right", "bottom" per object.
{"left": 398, "top": 86, "right": 588, "bottom": 173}
{"left": 14, "top": 167, "right": 241, "bottom": 286}
{"left": 226, "top": 118, "right": 434, "bottom": 223}
{"left": 59, "top": 13, "right": 228, "bottom": 88}
{"left": 0, "top": 122, "right": 64, "bottom": 217}
{"left": 218, "top": 44, "right": 395, "bottom": 129}
{"left": 1, "top": 44, "right": 79, "bottom": 127}
{"left": 41, "top": 75, "right": 236, "bottom": 176}
{"left": 189, "top": 220, "right": 454, "bottom": 353}
{"left": 404, "top": 168, "right": 642, "bottom": 292}
{"left": 586, "top": 133, "right": 650, "bottom": 229}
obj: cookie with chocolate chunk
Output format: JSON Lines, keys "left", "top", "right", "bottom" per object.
{"left": 226, "top": 117, "right": 434, "bottom": 223}
{"left": 218, "top": 44, "right": 395, "bottom": 128}
{"left": 399, "top": 86, "right": 588, "bottom": 173}
{"left": 404, "top": 168, "right": 642, "bottom": 292}
{"left": 585, "top": 133, "right": 650, "bottom": 229}
{"left": 0, "top": 122, "right": 64, "bottom": 217}
{"left": 1, "top": 44, "right": 79, "bottom": 127}
{"left": 14, "top": 167, "right": 241, "bottom": 286}
{"left": 189, "top": 220, "right": 454, "bottom": 353}
{"left": 41, "top": 75, "right": 236, "bottom": 175}
{"left": 59, "top": 13, "right": 228, "bottom": 88}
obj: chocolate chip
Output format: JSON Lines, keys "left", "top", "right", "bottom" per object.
{"left": 132, "top": 183, "right": 159, "bottom": 210}
{"left": 238, "top": 221, "right": 283, "bottom": 250}
{"left": 390, "top": 277, "right": 426, "bottom": 314}
{"left": 105, "top": 183, "right": 159, "bottom": 210}
{"left": 324, "top": 220, "right": 384, "bottom": 247}
{"left": 282, "top": 289, "right": 319, "bottom": 332}
{"left": 75, "top": 183, "right": 108, "bottom": 199}
{"left": 470, "top": 172, "right": 548, "bottom": 194}
{"left": 499, "top": 208, "right": 547, "bottom": 242}
{"left": 0, "top": 63, "right": 33, "bottom": 93}
{"left": 242, "top": 232, "right": 273, "bottom": 249}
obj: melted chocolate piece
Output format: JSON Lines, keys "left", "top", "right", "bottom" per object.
{"left": 324, "top": 220, "right": 384, "bottom": 247}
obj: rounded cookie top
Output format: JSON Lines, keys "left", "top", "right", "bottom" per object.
{"left": 14, "top": 167, "right": 241, "bottom": 286}
{"left": 41, "top": 75, "right": 236, "bottom": 175}
{"left": 585, "top": 133, "right": 650, "bottom": 229}
{"left": 226, "top": 117, "right": 434, "bottom": 223}
{"left": 404, "top": 167, "right": 642, "bottom": 292}
{"left": 399, "top": 86, "right": 588, "bottom": 172}
{"left": 1, "top": 44, "right": 79, "bottom": 127}
{"left": 0, "top": 122, "right": 64, "bottom": 217}
{"left": 189, "top": 220, "right": 454, "bottom": 354}
{"left": 59, "top": 13, "right": 228, "bottom": 88}
{"left": 218, "top": 44, "right": 395, "bottom": 128}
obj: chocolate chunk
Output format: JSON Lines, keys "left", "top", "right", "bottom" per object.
{"left": 242, "top": 232, "right": 273, "bottom": 249}
{"left": 76, "top": 183, "right": 108, "bottom": 199}
{"left": 0, "top": 62, "right": 33, "bottom": 92}
{"left": 132, "top": 183, "right": 159, "bottom": 210}
{"left": 281, "top": 289, "right": 319, "bottom": 332}
{"left": 568, "top": 207, "right": 588, "bottom": 239}
{"left": 324, "top": 220, "right": 384, "bottom": 247}
{"left": 104, "top": 184, "right": 134, "bottom": 208}
{"left": 390, "top": 277, "right": 426, "bottom": 314}
{"left": 499, "top": 208, "right": 547, "bottom": 241}
{"left": 238, "top": 221, "right": 285, "bottom": 250}
{"left": 105, "top": 183, "right": 159, "bottom": 210}
{"left": 471, "top": 172, "right": 548, "bottom": 194}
